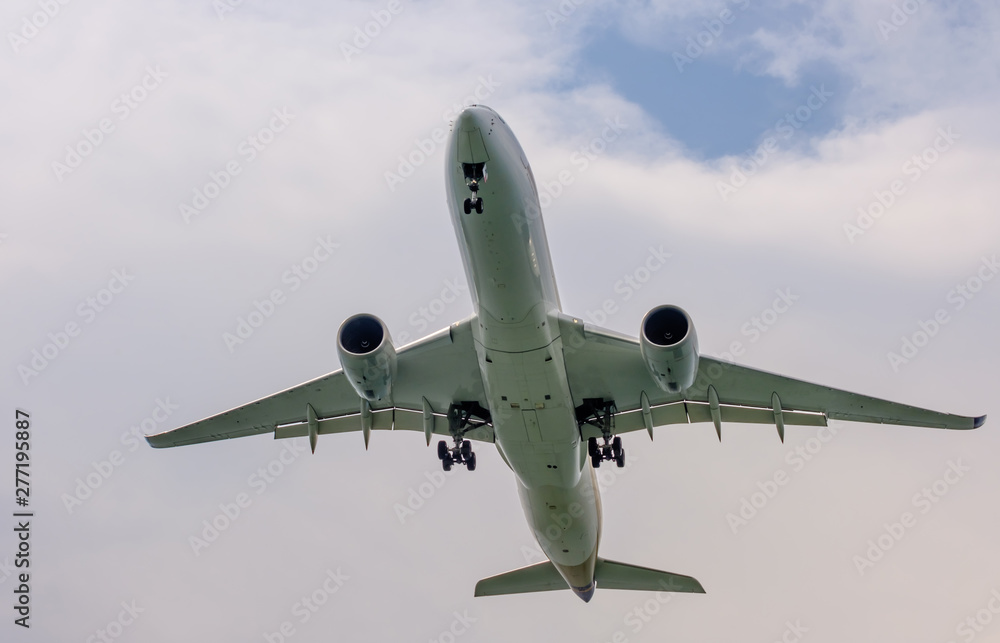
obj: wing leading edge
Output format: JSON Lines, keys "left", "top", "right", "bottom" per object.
{"left": 146, "top": 317, "right": 491, "bottom": 449}
{"left": 558, "top": 315, "right": 985, "bottom": 437}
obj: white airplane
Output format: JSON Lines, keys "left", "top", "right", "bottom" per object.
{"left": 148, "top": 105, "right": 985, "bottom": 602}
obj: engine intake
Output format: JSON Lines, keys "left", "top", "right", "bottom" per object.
{"left": 640, "top": 305, "right": 699, "bottom": 394}
{"left": 337, "top": 313, "right": 397, "bottom": 402}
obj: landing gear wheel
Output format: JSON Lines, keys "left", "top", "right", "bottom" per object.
{"left": 442, "top": 455, "right": 453, "bottom": 471}
{"left": 460, "top": 440, "right": 472, "bottom": 460}
{"left": 591, "top": 453, "right": 601, "bottom": 468}
{"left": 612, "top": 436, "right": 622, "bottom": 458}
{"left": 588, "top": 437, "right": 599, "bottom": 458}
{"left": 615, "top": 449, "right": 625, "bottom": 468}
{"left": 437, "top": 440, "right": 449, "bottom": 460}
{"left": 474, "top": 198, "right": 484, "bottom": 214}
{"left": 463, "top": 198, "right": 472, "bottom": 214}
{"left": 467, "top": 452, "right": 477, "bottom": 471}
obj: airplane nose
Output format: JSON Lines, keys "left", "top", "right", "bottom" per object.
{"left": 454, "top": 108, "right": 477, "bottom": 133}
{"left": 453, "top": 105, "right": 492, "bottom": 132}
{"left": 453, "top": 107, "right": 491, "bottom": 165}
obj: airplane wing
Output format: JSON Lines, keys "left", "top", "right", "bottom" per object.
{"left": 558, "top": 315, "right": 985, "bottom": 438}
{"left": 146, "top": 317, "right": 491, "bottom": 448}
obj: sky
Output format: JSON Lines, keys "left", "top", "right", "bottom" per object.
{"left": 2, "top": 0, "right": 999, "bottom": 641}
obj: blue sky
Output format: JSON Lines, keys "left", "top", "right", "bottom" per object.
{"left": 576, "top": 27, "right": 847, "bottom": 158}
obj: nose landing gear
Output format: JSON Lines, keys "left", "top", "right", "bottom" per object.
{"left": 463, "top": 197, "right": 484, "bottom": 215}
{"left": 461, "top": 162, "right": 486, "bottom": 214}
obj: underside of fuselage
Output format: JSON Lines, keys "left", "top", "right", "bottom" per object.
{"left": 446, "top": 105, "right": 601, "bottom": 598}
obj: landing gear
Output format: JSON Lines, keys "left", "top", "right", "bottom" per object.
{"left": 463, "top": 197, "right": 483, "bottom": 214}
{"left": 437, "top": 402, "right": 491, "bottom": 471}
{"left": 578, "top": 399, "right": 626, "bottom": 469}
{"left": 461, "top": 163, "right": 486, "bottom": 214}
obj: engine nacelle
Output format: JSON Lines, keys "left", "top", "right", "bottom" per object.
{"left": 337, "top": 313, "right": 397, "bottom": 403}
{"left": 640, "top": 305, "right": 700, "bottom": 394}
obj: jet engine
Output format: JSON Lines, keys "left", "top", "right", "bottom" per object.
{"left": 337, "top": 313, "right": 397, "bottom": 402}
{"left": 639, "top": 305, "right": 699, "bottom": 394}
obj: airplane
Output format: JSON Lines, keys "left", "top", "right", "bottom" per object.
{"left": 147, "top": 104, "right": 986, "bottom": 602}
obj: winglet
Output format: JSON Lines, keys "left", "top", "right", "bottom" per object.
{"left": 974, "top": 415, "right": 987, "bottom": 429}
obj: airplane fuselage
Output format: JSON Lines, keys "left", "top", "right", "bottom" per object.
{"left": 446, "top": 106, "right": 601, "bottom": 599}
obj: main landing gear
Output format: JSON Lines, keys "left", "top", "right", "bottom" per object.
{"left": 461, "top": 162, "right": 486, "bottom": 214}
{"left": 437, "top": 402, "right": 490, "bottom": 471}
{"left": 577, "top": 398, "right": 625, "bottom": 468}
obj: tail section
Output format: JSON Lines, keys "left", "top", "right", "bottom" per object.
{"left": 595, "top": 558, "right": 705, "bottom": 593}
{"left": 474, "top": 558, "right": 705, "bottom": 601}
{"left": 474, "top": 561, "right": 567, "bottom": 597}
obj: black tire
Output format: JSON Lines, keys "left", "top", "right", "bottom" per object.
{"left": 588, "top": 437, "right": 598, "bottom": 458}
{"left": 612, "top": 436, "right": 622, "bottom": 457}
{"left": 437, "top": 440, "right": 448, "bottom": 460}
{"left": 463, "top": 198, "right": 472, "bottom": 214}
{"left": 443, "top": 455, "right": 453, "bottom": 471}
{"left": 460, "top": 441, "right": 472, "bottom": 460}
{"left": 467, "top": 452, "right": 477, "bottom": 471}
{"left": 475, "top": 198, "right": 484, "bottom": 214}
{"left": 615, "top": 449, "right": 625, "bottom": 468}
{"left": 591, "top": 453, "right": 601, "bottom": 468}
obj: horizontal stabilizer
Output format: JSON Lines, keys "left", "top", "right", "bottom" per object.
{"left": 474, "top": 561, "right": 567, "bottom": 597}
{"left": 595, "top": 558, "right": 705, "bottom": 593}
{"left": 473, "top": 558, "right": 705, "bottom": 598}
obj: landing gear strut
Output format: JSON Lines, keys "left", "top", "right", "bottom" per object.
{"left": 437, "top": 402, "right": 490, "bottom": 471}
{"left": 577, "top": 398, "right": 625, "bottom": 468}
{"left": 462, "top": 162, "right": 486, "bottom": 214}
